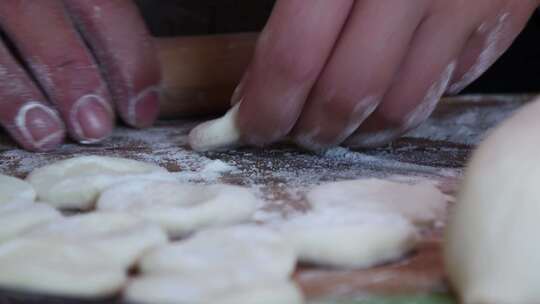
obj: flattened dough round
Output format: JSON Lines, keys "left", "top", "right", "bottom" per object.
{"left": 97, "top": 181, "right": 259, "bottom": 237}
{"left": 25, "top": 213, "right": 168, "bottom": 268}
{"left": 140, "top": 226, "right": 296, "bottom": 281}
{"left": 125, "top": 275, "right": 303, "bottom": 304}
{"left": 307, "top": 178, "right": 449, "bottom": 226}
{"left": 26, "top": 156, "right": 170, "bottom": 210}
{"left": 445, "top": 98, "right": 540, "bottom": 304}
{"left": 0, "top": 239, "right": 126, "bottom": 298}
{"left": 0, "top": 174, "right": 36, "bottom": 204}
{"left": 278, "top": 208, "right": 419, "bottom": 268}
{"left": 0, "top": 201, "right": 61, "bottom": 244}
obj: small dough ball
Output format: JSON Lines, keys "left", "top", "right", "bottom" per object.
{"left": 0, "top": 239, "right": 126, "bottom": 298}
{"left": 307, "top": 178, "right": 449, "bottom": 226}
{"left": 0, "top": 174, "right": 36, "bottom": 204}
{"left": 25, "top": 213, "right": 168, "bottom": 268}
{"left": 0, "top": 201, "right": 61, "bottom": 244}
{"left": 189, "top": 103, "right": 241, "bottom": 152}
{"left": 140, "top": 226, "right": 296, "bottom": 281}
{"left": 125, "top": 275, "right": 303, "bottom": 304}
{"left": 97, "top": 181, "right": 259, "bottom": 237}
{"left": 445, "top": 98, "right": 540, "bottom": 304}
{"left": 278, "top": 208, "right": 419, "bottom": 269}
{"left": 26, "top": 156, "right": 171, "bottom": 210}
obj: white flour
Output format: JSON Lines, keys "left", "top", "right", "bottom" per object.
{"left": 407, "top": 95, "right": 528, "bottom": 144}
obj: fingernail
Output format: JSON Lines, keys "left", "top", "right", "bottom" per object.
{"left": 447, "top": 62, "right": 484, "bottom": 96}
{"left": 294, "top": 127, "right": 326, "bottom": 151}
{"left": 406, "top": 61, "right": 456, "bottom": 128}
{"left": 448, "top": 14, "right": 507, "bottom": 96}
{"left": 339, "top": 97, "right": 381, "bottom": 141}
{"left": 447, "top": 50, "right": 494, "bottom": 96}
{"left": 130, "top": 86, "right": 160, "bottom": 128}
{"left": 72, "top": 94, "right": 113, "bottom": 144}
{"left": 189, "top": 103, "right": 242, "bottom": 152}
{"left": 446, "top": 83, "right": 465, "bottom": 96}
{"left": 16, "top": 102, "right": 65, "bottom": 151}
{"left": 294, "top": 96, "right": 380, "bottom": 151}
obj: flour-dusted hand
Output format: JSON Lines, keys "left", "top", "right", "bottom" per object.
{"left": 224, "top": 0, "right": 538, "bottom": 150}
{"left": 0, "top": 0, "right": 161, "bottom": 151}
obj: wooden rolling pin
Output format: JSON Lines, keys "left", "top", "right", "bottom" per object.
{"left": 156, "top": 33, "right": 257, "bottom": 118}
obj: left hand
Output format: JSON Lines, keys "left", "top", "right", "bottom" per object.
{"left": 0, "top": 0, "right": 161, "bottom": 151}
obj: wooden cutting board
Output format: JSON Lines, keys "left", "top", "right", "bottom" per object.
{"left": 0, "top": 94, "right": 532, "bottom": 303}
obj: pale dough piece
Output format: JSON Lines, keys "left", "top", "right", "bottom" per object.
{"left": 277, "top": 208, "right": 419, "bottom": 268}
{"left": 0, "top": 239, "right": 126, "bottom": 298}
{"left": 97, "top": 180, "right": 259, "bottom": 237}
{"left": 445, "top": 98, "right": 540, "bottom": 304}
{"left": 307, "top": 178, "right": 449, "bottom": 226}
{"left": 25, "top": 213, "right": 168, "bottom": 268}
{"left": 217, "top": 281, "right": 303, "bottom": 304}
{"left": 125, "top": 275, "right": 303, "bottom": 304}
{"left": 26, "top": 156, "right": 172, "bottom": 210}
{"left": 0, "top": 201, "right": 62, "bottom": 244}
{"left": 140, "top": 225, "right": 296, "bottom": 281}
{"left": 0, "top": 174, "right": 36, "bottom": 204}
{"left": 189, "top": 103, "right": 241, "bottom": 152}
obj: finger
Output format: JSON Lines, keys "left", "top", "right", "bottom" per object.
{"left": 346, "top": 7, "right": 470, "bottom": 148}
{"left": 236, "top": 0, "right": 354, "bottom": 146}
{"left": 447, "top": 4, "right": 536, "bottom": 95}
{"left": 0, "top": 42, "right": 65, "bottom": 151}
{"left": 0, "top": 0, "right": 114, "bottom": 143}
{"left": 291, "top": 0, "right": 428, "bottom": 150}
{"left": 63, "top": 0, "right": 161, "bottom": 128}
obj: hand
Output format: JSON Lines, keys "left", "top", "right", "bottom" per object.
{"left": 232, "top": 0, "right": 538, "bottom": 150}
{"left": 0, "top": 0, "right": 161, "bottom": 151}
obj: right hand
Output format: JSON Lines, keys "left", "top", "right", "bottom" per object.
{"left": 0, "top": 0, "right": 161, "bottom": 151}
{"left": 232, "top": 0, "right": 538, "bottom": 150}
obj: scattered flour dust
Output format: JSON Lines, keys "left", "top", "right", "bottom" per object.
{"left": 171, "top": 159, "right": 238, "bottom": 183}
{"left": 407, "top": 94, "right": 528, "bottom": 144}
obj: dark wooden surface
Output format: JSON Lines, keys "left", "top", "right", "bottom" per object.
{"left": 0, "top": 95, "right": 534, "bottom": 303}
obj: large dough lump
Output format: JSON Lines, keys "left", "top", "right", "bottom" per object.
{"left": 445, "top": 98, "right": 540, "bottom": 304}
